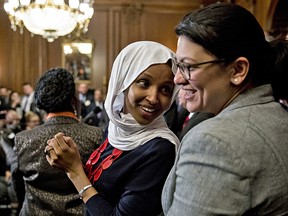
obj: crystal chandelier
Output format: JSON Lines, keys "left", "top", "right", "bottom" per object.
{"left": 4, "top": 0, "right": 94, "bottom": 42}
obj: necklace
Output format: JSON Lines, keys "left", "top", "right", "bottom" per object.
{"left": 85, "top": 138, "right": 123, "bottom": 184}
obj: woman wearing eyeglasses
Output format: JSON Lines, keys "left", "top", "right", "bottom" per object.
{"left": 162, "top": 3, "right": 288, "bottom": 215}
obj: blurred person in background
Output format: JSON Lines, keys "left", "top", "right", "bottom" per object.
{"left": 0, "top": 109, "right": 22, "bottom": 214}
{"left": 7, "top": 91, "right": 22, "bottom": 118}
{"left": 84, "top": 88, "right": 109, "bottom": 131}
{"left": 77, "top": 82, "right": 94, "bottom": 119}
{"left": 24, "top": 111, "right": 41, "bottom": 130}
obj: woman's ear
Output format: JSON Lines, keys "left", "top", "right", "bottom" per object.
{"left": 230, "top": 57, "right": 249, "bottom": 85}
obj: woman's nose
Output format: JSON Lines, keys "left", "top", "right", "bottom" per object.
{"left": 146, "top": 89, "right": 159, "bottom": 104}
{"left": 174, "top": 69, "right": 187, "bottom": 85}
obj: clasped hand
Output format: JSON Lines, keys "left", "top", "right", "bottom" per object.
{"left": 45, "top": 132, "right": 83, "bottom": 178}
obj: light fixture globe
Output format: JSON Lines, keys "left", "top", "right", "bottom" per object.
{"left": 4, "top": 0, "right": 94, "bottom": 42}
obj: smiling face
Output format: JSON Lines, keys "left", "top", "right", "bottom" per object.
{"left": 123, "top": 63, "right": 174, "bottom": 125}
{"left": 174, "top": 36, "right": 240, "bottom": 114}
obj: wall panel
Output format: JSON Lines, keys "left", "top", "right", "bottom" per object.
{"left": 0, "top": 0, "right": 274, "bottom": 94}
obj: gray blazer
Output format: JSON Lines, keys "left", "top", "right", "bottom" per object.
{"left": 162, "top": 85, "right": 288, "bottom": 215}
{"left": 11, "top": 116, "right": 103, "bottom": 216}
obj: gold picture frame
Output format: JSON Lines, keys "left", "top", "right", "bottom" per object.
{"left": 62, "top": 38, "right": 94, "bottom": 83}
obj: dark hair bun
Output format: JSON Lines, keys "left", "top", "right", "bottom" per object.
{"left": 35, "top": 68, "right": 75, "bottom": 113}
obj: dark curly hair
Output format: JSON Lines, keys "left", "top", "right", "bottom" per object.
{"left": 175, "top": 3, "right": 271, "bottom": 87}
{"left": 35, "top": 68, "right": 76, "bottom": 113}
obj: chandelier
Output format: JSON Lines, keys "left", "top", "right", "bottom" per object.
{"left": 4, "top": 0, "right": 94, "bottom": 42}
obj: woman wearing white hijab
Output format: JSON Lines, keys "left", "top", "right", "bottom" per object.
{"left": 45, "top": 41, "right": 180, "bottom": 216}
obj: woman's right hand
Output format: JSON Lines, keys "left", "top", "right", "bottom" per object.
{"left": 45, "top": 132, "right": 98, "bottom": 202}
{"left": 45, "top": 132, "right": 84, "bottom": 180}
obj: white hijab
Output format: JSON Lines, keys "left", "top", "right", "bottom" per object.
{"left": 105, "top": 41, "right": 180, "bottom": 151}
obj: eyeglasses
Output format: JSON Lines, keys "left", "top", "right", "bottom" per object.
{"left": 173, "top": 58, "right": 227, "bottom": 80}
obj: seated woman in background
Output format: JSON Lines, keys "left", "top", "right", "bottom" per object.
{"left": 24, "top": 111, "right": 40, "bottom": 130}
{"left": 7, "top": 91, "right": 21, "bottom": 117}
{"left": 46, "top": 41, "right": 180, "bottom": 216}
